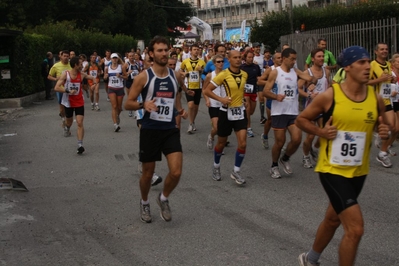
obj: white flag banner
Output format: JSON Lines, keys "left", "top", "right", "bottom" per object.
{"left": 222, "top": 18, "right": 226, "bottom": 41}
{"left": 240, "top": 20, "right": 246, "bottom": 41}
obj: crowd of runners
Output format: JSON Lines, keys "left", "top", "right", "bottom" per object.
{"left": 42, "top": 36, "right": 397, "bottom": 266}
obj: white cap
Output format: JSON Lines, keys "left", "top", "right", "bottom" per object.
{"left": 111, "top": 53, "right": 119, "bottom": 58}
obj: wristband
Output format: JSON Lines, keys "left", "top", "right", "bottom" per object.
{"left": 139, "top": 102, "right": 144, "bottom": 109}
{"left": 65, "top": 88, "right": 70, "bottom": 94}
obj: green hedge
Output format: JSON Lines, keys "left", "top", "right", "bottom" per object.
{"left": 0, "top": 33, "right": 52, "bottom": 98}
{"left": 1, "top": 21, "right": 137, "bottom": 98}
{"left": 28, "top": 21, "right": 137, "bottom": 58}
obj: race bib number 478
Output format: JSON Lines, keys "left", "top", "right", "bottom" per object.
{"left": 149, "top": 97, "right": 174, "bottom": 122}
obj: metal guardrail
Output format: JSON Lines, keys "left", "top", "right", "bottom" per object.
{"left": 280, "top": 18, "right": 398, "bottom": 71}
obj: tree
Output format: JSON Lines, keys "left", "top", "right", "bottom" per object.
{"left": 0, "top": 0, "right": 193, "bottom": 41}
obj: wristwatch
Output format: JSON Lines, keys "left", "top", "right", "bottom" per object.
{"left": 65, "top": 88, "right": 70, "bottom": 93}
{"left": 139, "top": 102, "right": 144, "bottom": 109}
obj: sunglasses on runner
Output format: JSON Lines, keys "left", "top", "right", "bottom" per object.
{"left": 215, "top": 60, "right": 223, "bottom": 63}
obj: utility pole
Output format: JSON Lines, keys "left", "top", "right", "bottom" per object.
{"left": 288, "top": 0, "right": 293, "bottom": 33}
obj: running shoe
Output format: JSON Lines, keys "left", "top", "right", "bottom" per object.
{"left": 64, "top": 127, "right": 71, "bottom": 137}
{"left": 140, "top": 201, "right": 152, "bottom": 223}
{"left": 207, "top": 134, "right": 214, "bottom": 150}
{"left": 128, "top": 111, "right": 133, "bottom": 117}
{"left": 187, "top": 124, "right": 194, "bottom": 134}
{"left": 77, "top": 146, "right": 85, "bottom": 155}
{"left": 95, "top": 104, "right": 100, "bottom": 111}
{"left": 230, "top": 171, "right": 246, "bottom": 185}
{"left": 376, "top": 153, "right": 392, "bottom": 168}
{"left": 260, "top": 117, "right": 267, "bottom": 124}
{"left": 261, "top": 133, "right": 269, "bottom": 149}
{"left": 270, "top": 166, "right": 281, "bottom": 179}
{"left": 91, "top": 103, "right": 95, "bottom": 110}
{"left": 388, "top": 149, "right": 397, "bottom": 156}
{"left": 302, "top": 155, "right": 313, "bottom": 169}
{"left": 114, "top": 124, "right": 121, "bottom": 132}
{"left": 212, "top": 166, "right": 221, "bottom": 181}
{"left": 156, "top": 193, "right": 171, "bottom": 222}
{"left": 310, "top": 147, "right": 319, "bottom": 162}
{"left": 151, "top": 173, "right": 162, "bottom": 186}
{"left": 247, "top": 128, "right": 254, "bottom": 138}
{"left": 281, "top": 146, "right": 286, "bottom": 154}
{"left": 138, "top": 161, "right": 142, "bottom": 174}
{"left": 107, "top": 97, "right": 110, "bottom": 102}
{"left": 298, "top": 252, "right": 320, "bottom": 266}
{"left": 192, "top": 122, "right": 197, "bottom": 131}
{"left": 279, "top": 158, "right": 293, "bottom": 174}
{"left": 374, "top": 133, "right": 381, "bottom": 149}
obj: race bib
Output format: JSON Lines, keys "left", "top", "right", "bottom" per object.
{"left": 90, "top": 70, "right": 97, "bottom": 78}
{"left": 130, "top": 70, "right": 139, "bottom": 79}
{"left": 227, "top": 105, "right": 245, "bottom": 121}
{"left": 330, "top": 130, "right": 366, "bottom": 166}
{"left": 149, "top": 97, "right": 174, "bottom": 122}
{"left": 189, "top": 71, "right": 199, "bottom": 82}
{"left": 380, "top": 83, "right": 392, "bottom": 99}
{"left": 109, "top": 76, "right": 122, "bottom": 87}
{"left": 283, "top": 85, "right": 295, "bottom": 100}
{"left": 244, "top": 84, "right": 254, "bottom": 94}
{"left": 66, "top": 82, "right": 80, "bottom": 94}
{"left": 315, "top": 82, "right": 323, "bottom": 93}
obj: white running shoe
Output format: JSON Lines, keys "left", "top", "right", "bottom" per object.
{"left": 207, "top": 134, "right": 214, "bottom": 150}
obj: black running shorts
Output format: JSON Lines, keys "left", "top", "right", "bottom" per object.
{"left": 319, "top": 172, "right": 366, "bottom": 214}
{"left": 65, "top": 106, "right": 84, "bottom": 118}
{"left": 139, "top": 128, "right": 182, "bottom": 162}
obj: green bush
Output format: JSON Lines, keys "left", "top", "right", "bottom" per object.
{"left": 0, "top": 21, "right": 137, "bottom": 99}
{"left": 0, "top": 33, "right": 52, "bottom": 98}
{"left": 27, "top": 21, "right": 137, "bottom": 57}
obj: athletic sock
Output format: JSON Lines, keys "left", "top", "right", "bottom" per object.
{"left": 160, "top": 193, "right": 167, "bottom": 201}
{"left": 214, "top": 147, "right": 223, "bottom": 165}
{"left": 234, "top": 148, "right": 246, "bottom": 169}
{"left": 282, "top": 154, "right": 290, "bottom": 162}
{"left": 307, "top": 249, "right": 321, "bottom": 265}
{"left": 141, "top": 199, "right": 149, "bottom": 205}
{"left": 379, "top": 151, "right": 388, "bottom": 157}
{"left": 78, "top": 140, "right": 83, "bottom": 147}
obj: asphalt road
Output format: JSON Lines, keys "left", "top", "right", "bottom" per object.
{"left": 0, "top": 86, "right": 398, "bottom": 266}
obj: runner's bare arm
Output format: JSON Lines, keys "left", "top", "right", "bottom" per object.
{"left": 54, "top": 72, "right": 67, "bottom": 93}
{"left": 263, "top": 69, "right": 284, "bottom": 101}
{"left": 203, "top": 80, "right": 231, "bottom": 106}
{"left": 257, "top": 68, "right": 271, "bottom": 86}
{"left": 124, "top": 71, "right": 147, "bottom": 111}
{"left": 296, "top": 88, "right": 335, "bottom": 139}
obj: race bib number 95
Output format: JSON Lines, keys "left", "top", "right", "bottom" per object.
{"left": 330, "top": 130, "right": 366, "bottom": 166}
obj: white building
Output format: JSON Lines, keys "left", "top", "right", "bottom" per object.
{"left": 180, "top": 0, "right": 310, "bottom": 40}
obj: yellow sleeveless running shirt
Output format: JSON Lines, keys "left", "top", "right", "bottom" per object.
{"left": 180, "top": 58, "right": 206, "bottom": 89}
{"left": 211, "top": 68, "right": 248, "bottom": 108}
{"left": 315, "top": 84, "right": 378, "bottom": 178}
{"left": 368, "top": 60, "right": 392, "bottom": 106}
